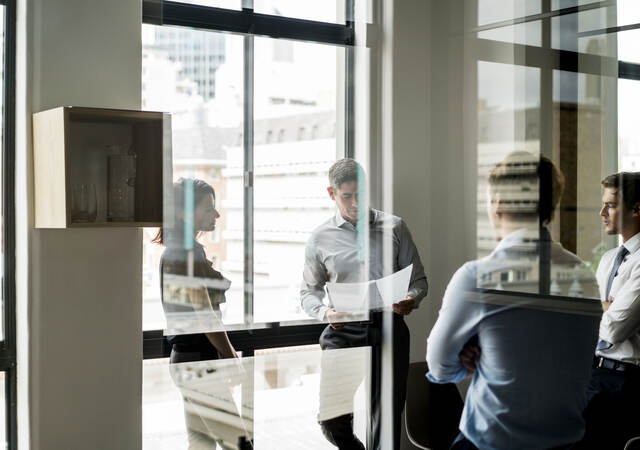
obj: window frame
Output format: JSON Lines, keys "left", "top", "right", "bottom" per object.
{"left": 0, "top": 0, "right": 17, "bottom": 448}
{"left": 472, "top": 0, "right": 640, "bottom": 296}
{"left": 141, "top": 0, "right": 356, "bottom": 358}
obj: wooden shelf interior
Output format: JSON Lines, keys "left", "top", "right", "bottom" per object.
{"left": 65, "top": 108, "right": 166, "bottom": 226}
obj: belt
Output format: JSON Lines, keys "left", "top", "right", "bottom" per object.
{"left": 593, "top": 356, "right": 640, "bottom": 373}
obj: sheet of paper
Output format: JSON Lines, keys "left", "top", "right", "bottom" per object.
{"left": 325, "top": 280, "right": 371, "bottom": 312}
{"left": 325, "top": 264, "right": 413, "bottom": 312}
{"left": 374, "top": 264, "right": 413, "bottom": 308}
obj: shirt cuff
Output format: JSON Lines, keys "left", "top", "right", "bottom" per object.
{"left": 426, "top": 368, "right": 467, "bottom": 384}
{"left": 316, "top": 305, "right": 331, "bottom": 322}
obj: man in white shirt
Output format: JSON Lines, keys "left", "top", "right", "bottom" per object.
{"left": 301, "top": 158, "right": 428, "bottom": 449}
{"left": 581, "top": 172, "right": 640, "bottom": 448}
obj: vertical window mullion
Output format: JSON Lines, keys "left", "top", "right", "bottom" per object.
{"left": 345, "top": 0, "right": 355, "bottom": 158}
{"left": 2, "top": 0, "right": 16, "bottom": 448}
{"left": 243, "top": 32, "right": 255, "bottom": 329}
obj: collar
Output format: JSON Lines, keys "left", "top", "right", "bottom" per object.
{"left": 623, "top": 231, "right": 640, "bottom": 254}
{"left": 493, "top": 227, "right": 544, "bottom": 254}
{"left": 334, "top": 208, "right": 377, "bottom": 228}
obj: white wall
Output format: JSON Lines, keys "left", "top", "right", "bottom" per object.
{"left": 388, "top": 2, "right": 475, "bottom": 448}
{"left": 392, "top": 0, "right": 473, "bottom": 365}
{"left": 19, "top": 1, "right": 143, "bottom": 448}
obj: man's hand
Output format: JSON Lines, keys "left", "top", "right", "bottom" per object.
{"left": 602, "top": 300, "right": 613, "bottom": 311}
{"left": 325, "top": 309, "right": 352, "bottom": 329}
{"left": 459, "top": 336, "right": 481, "bottom": 377}
{"left": 392, "top": 296, "right": 416, "bottom": 315}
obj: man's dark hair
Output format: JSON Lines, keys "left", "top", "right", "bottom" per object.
{"left": 328, "top": 158, "right": 364, "bottom": 188}
{"left": 488, "top": 152, "right": 565, "bottom": 225}
{"left": 601, "top": 172, "right": 640, "bottom": 211}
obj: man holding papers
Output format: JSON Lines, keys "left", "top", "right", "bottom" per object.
{"left": 300, "top": 158, "right": 428, "bottom": 450}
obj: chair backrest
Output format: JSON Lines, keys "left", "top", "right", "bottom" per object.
{"left": 405, "top": 361, "right": 464, "bottom": 450}
{"left": 625, "top": 437, "right": 640, "bottom": 450}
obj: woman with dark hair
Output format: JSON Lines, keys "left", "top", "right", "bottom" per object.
{"left": 154, "top": 178, "right": 247, "bottom": 448}
{"left": 154, "top": 177, "right": 236, "bottom": 363}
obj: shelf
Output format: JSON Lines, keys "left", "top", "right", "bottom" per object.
{"left": 33, "top": 106, "right": 172, "bottom": 228}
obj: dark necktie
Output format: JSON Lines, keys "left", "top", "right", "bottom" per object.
{"left": 605, "top": 246, "right": 629, "bottom": 301}
{"left": 597, "top": 245, "right": 630, "bottom": 351}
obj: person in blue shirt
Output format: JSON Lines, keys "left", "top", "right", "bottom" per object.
{"left": 426, "top": 152, "right": 601, "bottom": 450}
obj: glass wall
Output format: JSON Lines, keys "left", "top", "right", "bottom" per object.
{"left": 140, "top": 2, "right": 382, "bottom": 448}
{"left": 424, "top": 2, "right": 639, "bottom": 449}
{"left": 139, "top": 1, "right": 640, "bottom": 448}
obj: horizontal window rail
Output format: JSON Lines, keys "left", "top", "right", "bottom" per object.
{"left": 143, "top": 323, "right": 329, "bottom": 359}
{"left": 472, "top": 0, "right": 615, "bottom": 33}
{"left": 142, "top": 0, "right": 354, "bottom": 46}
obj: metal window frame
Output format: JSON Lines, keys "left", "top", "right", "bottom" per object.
{"left": 141, "top": 0, "right": 355, "bottom": 357}
{"left": 473, "top": 0, "right": 640, "bottom": 299}
{"left": 0, "top": 0, "right": 17, "bottom": 448}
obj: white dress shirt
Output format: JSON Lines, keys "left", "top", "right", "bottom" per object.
{"left": 300, "top": 209, "right": 428, "bottom": 321}
{"left": 595, "top": 231, "right": 640, "bottom": 366}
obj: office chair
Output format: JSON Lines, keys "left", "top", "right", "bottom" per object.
{"left": 404, "top": 361, "right": 464, "bottom": 450}
{"left": 625, "top": 437, "right": 640, "bottom": 450}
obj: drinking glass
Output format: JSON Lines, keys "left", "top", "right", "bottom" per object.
{"left": 71, "top": 183, "right": 97, "bottom": 223}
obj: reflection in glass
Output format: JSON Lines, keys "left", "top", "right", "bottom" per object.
{"left": 254, "top": 0, "right": 343, "bottom": 24}
{"left": 141, "top": 26, "right": 244, "bottom": 330}
{"left": 427, "top": 153, "right": 601, "bottom": 449}
{"left": 477, "top": 61, "right": 540, "bottom": 258}
{"left": 143, "top": 347, "right": 367, "bottom": 449}
{"left": 552, "top": 69, "right": 610, "bottom": 262}
{"left": 252, "top": 37, "right": 344, "bottom": 324}
{"left": 169, "top": 0, "right": 242, "bottom": 10}
{"left": 143, "top": 356, "right": 252, "bottom": 449}
{"left": 477, "top": 21, "right": 541, "bottom": 47}
{"left": 551, "top": 7, "right": 615, "bottom": 57}
{"left": 480, "top": 152, "right": 598, "bottom": 298}
{"left": 158, "top": 178, "right": 235, "bottom": 338}
{"left": 300, "top": 159, "right": 428, "bottom": 449}
{"left": 551, "top": 0, "right": 609, "bottom": 11}
{"left": 477, "top": 0, "right": 540, "bottom": 26}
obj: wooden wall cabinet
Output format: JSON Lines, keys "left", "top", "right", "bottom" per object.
{"left": 33, "top": 106, "right": 172, "bottom": 228}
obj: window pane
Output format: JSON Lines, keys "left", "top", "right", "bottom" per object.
{"left": 254, "top": 0, "right": 345, "bottom": 24}
{"left": 553, "top": 69, "right": 609, "bottom": 270}
{"left": 477, "top": 0, "right": 541, "bottom": 26}
{"left": 477, "top": 61, "right": 540, "bottom": 258}
{"left": 617, "top": 0, "right": 640, "bottom": 28}
{"left": 0, "top": 374, "right": 4, "bottom": 448}
{"left": 142, "top": 346, "right": 368, "bottom": 449}
{"left": 551, "top": 7, "right": 616, "bottom": 56}
{"left": 619, "top": 78, "right": 640, "bottom": 171}
{"left": 552, "top": 0, "right": 607, "bottom": 10}
{"left": 253, "top": 37, "right": 344, "bottom": 324}
{"left": 0, "top": 5, "right": 4, "bottom": 342}
{"left": 477, "top": 21, "right": 542, "bottom": 47}
{"left": 141, "top": 25, "right": 245, "bottom": 331}
{"left": 619, "top": 29, "right": 640, "bottom": 64}
{"left": 169, "top": 0, "right": 241, "bottom": 9}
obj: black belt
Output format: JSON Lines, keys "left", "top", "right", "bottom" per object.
{"left": 593, "top": 356, "right": 640, "bottom": 373}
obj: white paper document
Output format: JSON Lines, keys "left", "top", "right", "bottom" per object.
{"left": 325, "top": 264, "right": 413, "bottom": 312}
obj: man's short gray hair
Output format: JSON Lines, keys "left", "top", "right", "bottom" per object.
{"left": 328, "top": 158, "right": 364, "bottom": 188}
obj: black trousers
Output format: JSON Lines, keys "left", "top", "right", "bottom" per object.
{"left": 579, "top": 365, "right": 640, "bottom": 449}
{"left": 318, "top": 313, "right": 410, "bottom": 450}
